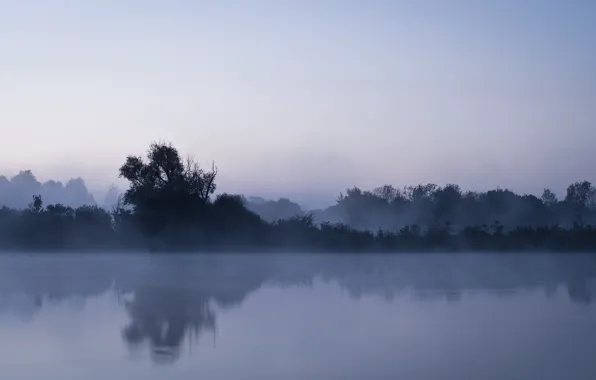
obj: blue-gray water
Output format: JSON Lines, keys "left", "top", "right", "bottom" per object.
{"left": 1, "top": 253, "right": 596, "bottom": 380}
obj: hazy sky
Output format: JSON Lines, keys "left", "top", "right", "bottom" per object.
{"left": 1, "top": 0, "right": 595, "bottom": 206}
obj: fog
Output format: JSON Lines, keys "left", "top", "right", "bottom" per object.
{"left": 0, "top": 253, "right": 595, "bottom": 379}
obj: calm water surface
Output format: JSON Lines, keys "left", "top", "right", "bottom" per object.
{"left": 0, "top": 253, "right": 595, "bottom": 380}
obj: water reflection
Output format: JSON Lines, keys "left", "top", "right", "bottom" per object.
{"left": 122, "top": 287, "right": 216, "bottom": 364}
{"left": 0, "top": 253, "right": 595, "bottom": 366}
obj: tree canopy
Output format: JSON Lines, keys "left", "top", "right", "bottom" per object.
{"left": 118, "top": 142, "right": 217, "bottom": 238}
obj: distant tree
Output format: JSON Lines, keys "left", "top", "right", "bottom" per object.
{"left": 102, "top": 184, "right": 121, "bottom": 210}
{"left": 541, "top": 189, "right": 558, "bottom": 207}
{"left": 28, "top": 195, "right": 43, "bottom": 213}
{"left": 10, "top": 170, "right": 41, "bottom": 208}
{"left": 0, "top": 176, "right": 9, "bottom": 206}
{"left": 565, "top": 181, "right": 596, "bottom": 208}
{"left": 41, "top": 180, "right": 65, "bottom": 205}
{"left": 63, "top": 178, "right": 96, "bottom": 207}
{"left": 372, "top": 185, "right": 401, "bottom": 203}
{"left": 245, "top": 197, "right": 304, "bottom": 222}
{"left": 404, "top": 184, "right": 437, "bottom": 203}
{"left": 432, "top": 184, "right": 462, "bottom": 223}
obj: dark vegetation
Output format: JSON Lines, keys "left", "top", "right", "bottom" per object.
{"left": 2, "top": 142, "right": 596, "bottom": 252}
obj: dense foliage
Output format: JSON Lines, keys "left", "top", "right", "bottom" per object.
{"left": 2, "top": 142, "right": 596, "bottom": 252}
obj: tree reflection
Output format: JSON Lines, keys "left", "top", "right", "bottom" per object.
{"left": 121, "top": 287, "right": 216, "bottom": 363}
{"left": 118, "top": 267, "right": 268, "bottom": 364}
{"left": 566, "top": 277, "right": 593, "bottom": 305}
{"left": 0, "top": 254, "right": 595, "bottom": 364}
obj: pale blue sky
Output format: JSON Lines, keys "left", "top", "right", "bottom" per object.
{"left": 1, "top": 0, "right": 595, "bottom": 206}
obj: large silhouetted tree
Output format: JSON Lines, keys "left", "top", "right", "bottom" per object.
{"left": 118, "top": 142, "right": 217, "bottom": 239}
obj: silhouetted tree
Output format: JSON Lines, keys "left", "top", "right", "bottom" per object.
{"left": 118, "top": 142, "right": 217, "bottom": 240}
{"left": 541, "top": 189, "right": 558, "bottom": 207}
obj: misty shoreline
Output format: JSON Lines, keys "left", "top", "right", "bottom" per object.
{"left": 2, "top": 142, "right": 596, "bottom": 253}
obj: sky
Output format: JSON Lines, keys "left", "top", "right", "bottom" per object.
{"left": 1, "top": 0, "right": 595, "bottom": 208}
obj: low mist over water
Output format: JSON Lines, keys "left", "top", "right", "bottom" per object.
{"left": 1, "top": 253, "right": 595, "bottom": 380}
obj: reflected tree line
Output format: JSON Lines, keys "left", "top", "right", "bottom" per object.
{"left": 2, "top": 142, "right": 596, "bottom": 252}
{"left": 0, "top": 254, "right": 594, "bottom": 363}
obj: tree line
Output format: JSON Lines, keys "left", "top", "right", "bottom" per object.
{"left": 311, "top": 180, "right": 596, "bottom": 231}
{"left": 1, "top": 142, "right": 596, "bottom": 252}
